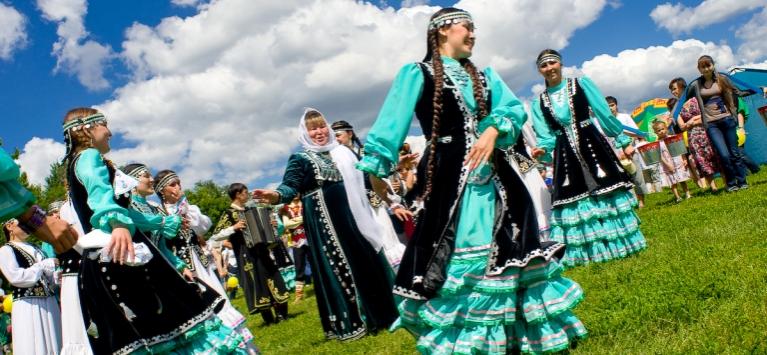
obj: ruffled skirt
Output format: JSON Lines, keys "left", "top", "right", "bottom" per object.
{"left": 392, "top": 182, "right": 586, "bottom": 354}
{"left": 549, "top": 189, "right": 646, "bottom": 268}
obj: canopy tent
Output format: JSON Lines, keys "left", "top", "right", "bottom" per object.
{"left": 729, "top": 67, "right": 767, "bottom": 164}
{"left": 630, "top": 98, "right": 668, "bottom": 142}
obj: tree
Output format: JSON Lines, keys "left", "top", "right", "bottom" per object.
{"left": 39, "top": 161, "right": 68, "bottom": 209}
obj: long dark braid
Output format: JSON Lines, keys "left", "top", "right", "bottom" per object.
{"left": 460, "top": 59, "right": 488, "bottom": 119}
{"left": 421, "top": 28, "right": 445, "bottom": 201}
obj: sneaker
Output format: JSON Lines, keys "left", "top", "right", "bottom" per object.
{"left": 739, "top": 183, "right": 749, "bottom": 190}
{"left": 726, "top": 185, "right": 740, "bottom": 192}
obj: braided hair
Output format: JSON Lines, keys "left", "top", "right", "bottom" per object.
{"left": 420, "top": 7, "right": 486, "bottom": 202}
{"left": 62, "top": 107, "right": 99, "bottom": 168}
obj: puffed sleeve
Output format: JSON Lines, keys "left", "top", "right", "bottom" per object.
{"left": 276, "top": 154, "right": 309, "bottom": 204}
{"left": 0, "top": 245, "right": 52, "bottom": 288}
{"left": 357, "top": 63, "right": 424, "bottom": 178}
{"left": 187, "top": 204, "right": 212, "bottom": 237}
{"left": 580, "top": 77, "right": 631, "bottom": 148}
{"left": 74, "top": 149, "right": 135, "bottom": 234}
{"left": 531, "top": 96, "right": 557, "bottom": 162}
{"left": 476, "top": 67, "right": 525, "bottom": 148}
{"left": 129, "top": 209, "right": 181, "bottom": 239}
{"left": 0, "top": 149, "right": 36, "bottom": 222}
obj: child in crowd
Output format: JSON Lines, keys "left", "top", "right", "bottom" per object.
{"left": 652, "top": 120, "right": 692, "bottom": 202}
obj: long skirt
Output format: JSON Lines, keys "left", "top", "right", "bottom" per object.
{"left": 302, "top": 183, "right": 398, "bottom": 341}
{"left": 11, "top": 297, "right": 61, "bottom": 355}
{"left": 550, "top": 189, "right": 646, "bottom": 267}
{"left": 60, "top": 275, "right": 93, "bottom": 355}
{"left": 392, "top": 182, "right": 587, "bottom": 354}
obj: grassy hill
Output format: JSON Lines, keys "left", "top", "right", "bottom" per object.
{"left": 233, "top": 168, "right": 767, "bottom": 354}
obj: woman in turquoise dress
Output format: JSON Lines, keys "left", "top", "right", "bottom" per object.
{"left": 357, "top": 8, "right": 586, "bottom": 354}
{"left": 61, "top": 107, "right": 247, "bottom": 354}
{"left": 531, "top": 49, "right": 646, "bottom": 268}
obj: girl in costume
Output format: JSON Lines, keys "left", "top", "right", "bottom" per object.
{"left": 210, "top": 183, "right": 290, "bottom": 324}
{"left": 253, "top": 109, "right": 398, "bottom": 341}
{"left": 0, "top": 219, "right": 61, "bottom": 355}
{"left": 61, "top": 107, "right": 245, "bottom": 354}
{"left": 122, "top": 165, "right": 258, "bottom": 353}
{"left": 357, "top": 8, "right": 586, "bottom": 353}
{"left": 531, "top": 49, "right": 646, "bottom": 267}
{"left": 651, "top": 121, "right": 692, "bottom": 202}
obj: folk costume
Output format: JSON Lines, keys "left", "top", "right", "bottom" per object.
{"left": 124, "top": 166, "right": 257, "bottom": 352}
{"left": 0, "top": 240, "right": 61, "bottom": 355}
{"left": 357, "top": 24, "right": 586, "bottom": 353}
{"left": 531, "top": 76, "right": 647, "bottom": 267}
{"left": 211, "top": 203, "right": 291, "bottom": 324}
{"left": 271, "top": 109, "right": 398, "bottom": 341}
{"left": 62, "top": 113, "right": 245, "bottom": 354}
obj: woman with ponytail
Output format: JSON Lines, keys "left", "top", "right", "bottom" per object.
{"left": 357, "top": 8, "right": 586, "bottom": 354}
{"left": 531, "top": 49, "right": 646, "bottom": 268}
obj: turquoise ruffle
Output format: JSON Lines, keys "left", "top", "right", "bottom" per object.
{"left": 131, "top": 316, "right": 250, "bottom": 354}
{"left": 550, "top": 189, "right": 646, "bottom": 268}
{"left": 392, "top": 258, "right": 586, "bottom": 354}
{"left": 280, "top": 265, "right": 296, "bottom": 291}
{"left": 356, "top": 153, "right": 394, "bottom": 178}
{"left": 97, "top": 211, "right": 136, "bottom": 234}
{"left": 477, "top": 113, "right": 517, "bottom": 149}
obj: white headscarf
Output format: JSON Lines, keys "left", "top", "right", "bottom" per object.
{"left": 299, "top": 108, "right": 385, "bottom": 252}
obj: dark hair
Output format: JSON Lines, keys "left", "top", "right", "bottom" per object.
{"left": 697, "top": 55, "right": 736, "bottom": 111}
{"left": 228, "top": 183, "right": 247, "bottom": 200}
{"left": 331, "top": 121, "right": 363, "bottom": 151}
{"left": 666, "top": 97, "right": 678, "bottom": 111}
{"left": 2, "top": 223, "right": 12, "bottom": 243}
{"left": 668, "top": 77, "right": 687, "bottom": 91}
{"left": 421, "top": 7, "right": 486, "bottom": 201}
{"left": 605, "top": 96, "right": 617, "bottom": 106}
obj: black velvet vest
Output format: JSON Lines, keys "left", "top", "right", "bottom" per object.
{"left": 394, "top": 62, "right": 563, "bottom": 300}
{"left": 538, "top": 78, "right": 633, "bottom": 206}
{"left": 7, "top": 243, "right": 54, "bottom": 300}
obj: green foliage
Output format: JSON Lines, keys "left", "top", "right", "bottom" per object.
{"left": 239, "top": 168, "right": 767, "bottom": 354}
{"left": 184, "top": 180, "right": 230, "bottom": 230}
{"left": 39, "top": 161, "right": 68, "bottom": 209}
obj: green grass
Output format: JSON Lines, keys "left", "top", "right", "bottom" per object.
{"left": 233, "top": 168, "right": 767, "bottom": 354}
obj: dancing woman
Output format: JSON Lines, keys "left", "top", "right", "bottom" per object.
{"left": 531, "top": 49, "right": 646, "bottom": 267}
{"left": 61, "top": 107, "right": 245, "bottom": 354}
{"left": 357, "top": 8, "right": 585, "bottom": 354}
{"left": 253, "top": 109, "right": 398, "bottom": 341}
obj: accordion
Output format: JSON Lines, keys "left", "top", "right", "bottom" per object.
{"left": 239, "top": 206, "right": 278, "bottom": 248}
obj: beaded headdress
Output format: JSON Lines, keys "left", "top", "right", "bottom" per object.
{"left": 537, "top": 53, "right": 562, "bottom": 67}
{"left": 62, "top": 113, "right": 107, "bottom": 133}
{"left": 123, "top": 164, "right": 150, "bottom": 180}
{"left": 155, "top": 172, "right": 179, "bottom": 193}
{"left": 428, "top": 10, "right": 472, "bottom": 30}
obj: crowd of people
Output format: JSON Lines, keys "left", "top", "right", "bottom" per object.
{"left": 0, "top": 6, "right": 761, "bottom": 355}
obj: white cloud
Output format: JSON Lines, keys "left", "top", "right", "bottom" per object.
{"left": 736, "top": 7, "right": 767, "bottom": 62}
{"left": 650, "top": 0, "right": 764, "bottom": 35}
{"left": 37, "top": 0, "right": 114, "bottom": 90}
{"left": 99, "top": 0, "right": 607, "bottom": 187}
{"left": 0, "top": 3, "right": 27, "bottom": 60}
{"left": 171, "top": 0, "right": 203, "bottom": 7}
{"left": 15, "top": 138, "right": 66, "bottom": 186}
{"left": 575, "top": 39, "right": 736, "bottom": 113}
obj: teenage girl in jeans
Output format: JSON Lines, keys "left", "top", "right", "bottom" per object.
{"left": 681, "top": 55, "right": 748, "bottom": 192}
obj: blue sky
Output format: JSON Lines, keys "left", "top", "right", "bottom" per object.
{"left": 1, "top": 0, "right": 765, "bottom": 188}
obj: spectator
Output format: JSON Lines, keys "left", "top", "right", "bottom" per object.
{"left": 652, "top": 120, "right": 692, "bottom": 202}
{"left": 673, "top": 79, "right": 720, "bottom": 192}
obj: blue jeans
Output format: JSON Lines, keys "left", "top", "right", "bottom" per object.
{"left": 706, "top": 117, "right": 747, "bottom": 187}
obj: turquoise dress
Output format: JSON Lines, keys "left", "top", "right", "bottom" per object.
{"left": 0, "top": 149, "right": 35, "bottom": 223}
{"left": 67, "top": 149, "right": 247, "bottom": 354}
{"left": 531, "top": 77, "right": 646, "bottom": 267}
{"left": 358, "top": 57, "right": 586, "bottom": 354}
